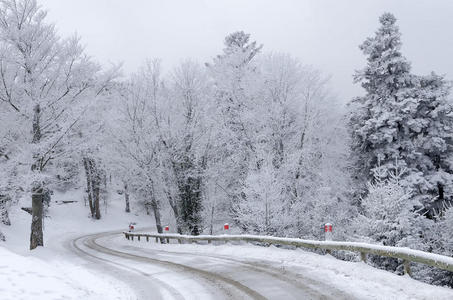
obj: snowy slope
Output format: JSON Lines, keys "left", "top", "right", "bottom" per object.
{"left": 0, "top": 189, "right": 155, "bottom": 300}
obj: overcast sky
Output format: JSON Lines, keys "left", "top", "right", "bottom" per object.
{"left": 40, "top": 0, "right": 453, "bottom": 101}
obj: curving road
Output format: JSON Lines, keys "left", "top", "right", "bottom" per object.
{"left": 67, "top": 231, "right": 353, "bottom": 300}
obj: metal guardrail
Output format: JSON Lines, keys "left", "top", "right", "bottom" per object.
{"left": 123, "top": 232, "right": 453, "bottom": 276}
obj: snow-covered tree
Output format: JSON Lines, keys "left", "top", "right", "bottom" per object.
{"left": 111, "top": 60, "right": 165, "bottom": 234}
{"left": 207, "top": 33, "right": 352, "bottom": 238}
{"left": 410, "top": 73, "right": 453, "bottom": 211}
{"left": 159, "top": 60, "right": 210, "bottom": 235}
{"left": 353, "top": 162, "right": 421, "bottom": 272}
{"left": 206, "top": 31, "right": 263, "bottom": 215}
{"left": 0, "top": 0, "right": 114, "bottom": 249}
{"left": 349, "top": 12, "right": 453, "bottom": 214}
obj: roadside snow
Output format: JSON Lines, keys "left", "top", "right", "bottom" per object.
{"left": 117, "top": 235, "right": 453, "bottom": 300}
{"left": 0, "top": 246, "right": 133, "bottom": 300}
{"left": 0, "top": 189, "right": 154, "bottom": 300}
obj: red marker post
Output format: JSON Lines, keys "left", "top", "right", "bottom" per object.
{"left": 223, "top": 223, "right": 229, "bottom": 244}
{"left": 164, "top": 226, "right": 170, "bottom": 244}
{"left": 324, "top": 223, "right": 332, "bottom": 241}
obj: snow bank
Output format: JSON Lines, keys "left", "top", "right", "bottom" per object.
{"left": 0, "top": 246, "right": 133, "bottom": 300}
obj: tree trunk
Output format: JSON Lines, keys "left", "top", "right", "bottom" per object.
{"left": 438, "top": 183, "right": 444, "bottom": 201}
{"left": 149, "top": 192, "right": 165, "bottom": 243}
{"left": 30, "top": 104, "right": 44, "bottom": 250}
{"left": 94, "top": 181, "right": 101, "bottom": 219}
{"left": 83, "top": 157, "right": 95, "bottom": 217}
{"left": 83, "top": 156, "right": 101, "bottom": 219}
{"left": 209, "top": 204, "right": 215, "bottom": 235}
{"left": 32, "top": 104, "right": 41, "bottom": 144}
{"left": 152, "top": 202, "right": 163, "bottom": 234}
{"left": 0, "top": 196, "right": 11, "bottom": 226}
{"left": 124, "top": 183, "right": 130, "bottom": 213}
{"left": 30, "top": 184, "right": 44, "bottom": 250}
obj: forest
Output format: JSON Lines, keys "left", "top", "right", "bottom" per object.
{"left": 1, "top": 0, "right": 453, "bottom": 287}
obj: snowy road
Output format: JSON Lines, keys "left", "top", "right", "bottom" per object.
{"left": 69, "top": 231, "right": 351, "bottom": 300}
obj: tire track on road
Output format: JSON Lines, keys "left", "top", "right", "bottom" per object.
{"left": 76, "top": 232, "right": 267, "bottom": 300}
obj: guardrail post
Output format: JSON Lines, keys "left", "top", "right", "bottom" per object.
{"left": 360, "top": 252, "right": 367, "bottom": 262}
{"left": 324, "top": 223, "right": 333, "bottom": 254}
{"left": 166, "top": 237, "right": 170, "bottom": 244}
{"left": 155, "top": 237, "right": 158, "bottom": 243}
{"left": 131, "top": 235, "right": 134, "bottom": 241}
{"left": 146, "top": 236, "right": 149, "bottom": 242}
{"left": 324, "top": 223, "right": 332, "bottom": 241}
{"left": 403, "top": 260, "right": 412, "bottom": 277}
{"left": 138, "top": 235, "right": 140, "bottom": 241}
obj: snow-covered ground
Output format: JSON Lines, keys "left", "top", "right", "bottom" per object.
{"left": 0, "top": 190, "right": 153, "bottom": 300}
{"left": 0, "top": 246, "right": 132, "bottom": 300}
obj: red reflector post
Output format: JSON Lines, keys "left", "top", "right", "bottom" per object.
{"left": 324, "top": 223, "right": 332, "bottom": 241}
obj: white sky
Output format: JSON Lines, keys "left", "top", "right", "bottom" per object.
{"left": 40, "top": 0, "right": 453, "bottom": 101}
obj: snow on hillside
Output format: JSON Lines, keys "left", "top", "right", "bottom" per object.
{"left": 2, "top": 189, "right": 153, "bottom": 252}
{"left": 0, "top": 189, "right": 155, "bottom": 300}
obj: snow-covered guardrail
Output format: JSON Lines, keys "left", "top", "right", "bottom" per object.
{"left": 123, "top": 232, "right": 453, "bottom": 276}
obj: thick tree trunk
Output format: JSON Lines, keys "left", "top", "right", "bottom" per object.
{"left": 438, "top": 183, "right": 444, "bottom": 201}
{"left": 124, "top": 183, "right": 130, "bottom": 213}
{"left": 0, "top": 196, "right": 11, "bottom": 226}
{"left": 180, "top": 175, "right": 202, "bottom": 236}
{"left": 152, "top": 203, "right": 163, "bottom": 234}
{"left": 30, "top": 104, "right": 44, "bottom": 250}
{"left": 32, "top": 104, "right": 41, "bottom": 144}
{"left": 30, "top": 184, "right": 44, "bottom": 250}
{"left": 83, "top": 157, "right": 95, "bottom": 217}
{"left": 93, "top": 180, "right": 101, "bottom": 219}
{"left": 149, "top": 193, "right": 165, "bottom": 243}
{"left": 83, "top": 156, "right": 101, "bottom": 219}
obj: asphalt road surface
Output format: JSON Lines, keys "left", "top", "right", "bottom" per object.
{"left": 68, "top": 231, "right": 353, "bottom": 300}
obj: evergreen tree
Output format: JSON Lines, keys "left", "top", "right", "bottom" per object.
{"left": 354, "top": 162, "right": 421, "bottom": 273}
{"left": 349, "top": 13, "right": 453, "bottom": 212}
{"left": 410, "top": 73, "right": 453, "bottom": 209}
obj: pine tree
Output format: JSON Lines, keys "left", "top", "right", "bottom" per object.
{"left": 354, "top": 162, "right": 421, "bottom": 273}
{"left": 349, "top": 12, "right": 415, "bottom": 183}
{"left": 410, "top": 73, "right": 453, "bottom": 210}
{"left": 349, "top": 12, "right": 453, "bottom": 211}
